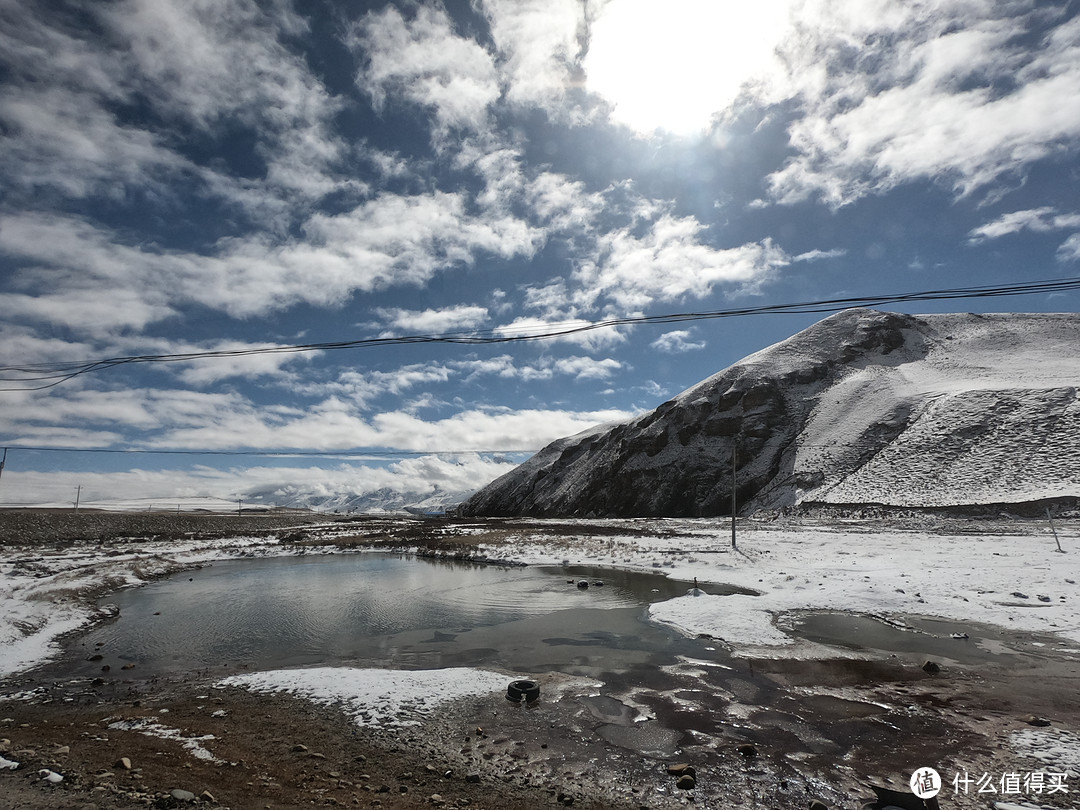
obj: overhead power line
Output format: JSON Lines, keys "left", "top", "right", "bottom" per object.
{"left": 2, "top": 276, "right": 1079, "bottom": 391}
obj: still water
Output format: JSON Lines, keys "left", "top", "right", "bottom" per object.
{"left": 76, "top": 554, "right": 753, "bottom": 679}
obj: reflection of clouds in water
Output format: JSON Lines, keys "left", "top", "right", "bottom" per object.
{"left": 85, "top": 555, "right": 666, "bottom": 674}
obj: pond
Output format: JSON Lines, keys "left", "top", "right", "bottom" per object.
{"left": 73, "top": 553, "right": 755, "bottom": 680}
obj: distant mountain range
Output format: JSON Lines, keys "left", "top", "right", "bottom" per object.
{"left": 460, "top": 308, "right": 1080, "bottom": 517}
{"left": 245, "top": 485, "right": 468, "bottom": 515}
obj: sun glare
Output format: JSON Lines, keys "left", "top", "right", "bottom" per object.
{"left": 584, "top": 0, "right": 791, "bottom": 136}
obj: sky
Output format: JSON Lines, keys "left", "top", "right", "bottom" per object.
{"left": 2, "top": 0, "right": 1080, "bottom": 508}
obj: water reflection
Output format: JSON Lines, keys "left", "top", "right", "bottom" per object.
{"left": 77, "top": 554, "right": 713, "bottom": 678}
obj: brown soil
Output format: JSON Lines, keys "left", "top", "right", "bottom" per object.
{"left": 1, "top": 677, "right": 642, "bottom": 810}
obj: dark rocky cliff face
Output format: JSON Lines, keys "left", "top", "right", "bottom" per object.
{"left": 460, "top": 309, "right": 928, "bottom": 517}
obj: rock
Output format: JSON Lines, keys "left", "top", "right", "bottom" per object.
{"left": 1012, "top": 592, "right": 1029, "bottom": 599}
{"left": 290, "top": 744, "right": 308, "bottom": 753}
{"left": 169, "top": 788, "right": 196, "bottom": 802}
{"left": 809, "top": 800, "right": 829, "bottom": 810}
{"left": 429, "top": 795, "right": 445, "bottom": 806}
{"left": 465, "top": 772, "right": 481, "bottom": 784}
{"left": 121, "top": 663, "right": 136, "bottom": 670}
{"left": 53, "top": 744, "right": 70, "bottom": 754}
{"left": 1025, "top": 715, "right": 1052, "bottom": 727}
{"left": 200, "top": 790, "right": 216, "bottom": 803}
{"left": 39, "top": 768, "right": 64, "bottom": 784}
{"left": 676, "top": 774, "right": 697, "bottom": 790}
{"left": 921, "top": 660, "right": 941, "bottom": 675}
{"left": 1038, "top": 594, "right": 1051, "bottom": 602}
{"left": 736, "top": 743, "right": 758, "bottom": 758}
{"left": 114, "top": 757, "right": 132, "bottom": 770}
{"left": 0, "top": 755, "right": 19, "bottom": 770}
{"left": 667, "top": 763, "right": 696, "bottom": 776}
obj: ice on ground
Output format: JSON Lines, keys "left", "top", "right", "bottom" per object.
{"left": 220, "top": 666, "right": 510, "bottom": 728}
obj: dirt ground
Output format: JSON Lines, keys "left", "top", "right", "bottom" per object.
{"left": 2, "top": 509, "right": 1079, "bottom": 810}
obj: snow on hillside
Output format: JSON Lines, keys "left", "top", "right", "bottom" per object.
{"left": 461, "top": 309, "right": 1080, "bottom": 517}
{"left": 799, "top": 313, "right": 1080, "bottom": 506}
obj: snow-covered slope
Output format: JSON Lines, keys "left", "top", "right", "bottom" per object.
{"left": 460, "top": 309, "right": 1080, "bottom": 517}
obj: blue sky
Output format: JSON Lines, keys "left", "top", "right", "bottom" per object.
{"left": 2, "top": 0, "right": 1079, "bottom": 507}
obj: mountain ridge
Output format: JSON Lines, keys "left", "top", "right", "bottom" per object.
{"left": 460, "top": 309, "right": 1080, "bottom": 517}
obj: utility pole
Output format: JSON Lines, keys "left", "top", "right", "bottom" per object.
{"left": 730, "top": 444, "right": 737, "bottom": 549}
{"left": 74, "top": 485, "right": 81, "bottom": 514}
{"left": 237, "top": 498, "right": 242, "bottom": 517}
{"left": 0, "top": 447, "right": 7, "bottom": 484}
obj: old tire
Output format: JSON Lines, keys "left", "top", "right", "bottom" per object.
{"left": 506, "top": 679, "right": 540, "bottom": 703}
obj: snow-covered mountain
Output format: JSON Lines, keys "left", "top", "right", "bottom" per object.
{"left": 460, "top": 309, "right": 1080, "bottom": 517}
{"left": 246, "top": 486, "right": 469, "bottom": 515}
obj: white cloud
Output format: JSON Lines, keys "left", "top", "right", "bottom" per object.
{"left": 0, "top": 194, "right": 541, "bottom": 333}
{"left": 526, "top": 171, "right": 606, "bottom": 231}
{"left": 2, "top": 378, "right": 634, "bottom": 456}
{"left": 144, "top": 396, "right": 632, "bottom": 454}
{"left": 1057, "top": 233, "right": 1080, "bottom": 262}
{"left": 550, "top": 356, "right": 622, "bottom": 379}
{"left": 478, "top": 0, "right": 592, "bottom": 116}
{"left": 793, "top": 248, "right": 846, "bottom": 262}
{"left": 351, "top": 4, "right": 499, "bottom": 136}
{"left": 578, "top": 214, "right": 791, "bottom": 309}
{"left": 764, "top": 3, "right": 1080, "bottom": 206}
{"left": 967, "top": 207, "right": 1080, "bottom": 243}
{"left": 374, "top": 305, "right": 491, "bottom": 334}
{"left": 493, "top": 317, "right": 627, "bottom": 351}
{"left": 0, "top": 0, "right": 347, "bottom": 215}
{"left": 651, "top": 330, "right": 705, "bottom": 353}
{"left": 307, "top": 365, "right": 454, "bottom": 410}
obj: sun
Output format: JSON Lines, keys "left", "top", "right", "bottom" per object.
{"left": 583, "top": 0, "right": 791, "bottom": 136}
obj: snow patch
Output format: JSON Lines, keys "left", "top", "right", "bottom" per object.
{"left": 649, "top": 592, "right": 792, "bottom": 647}
{"left": 107, "top": 719, "right": 219, "bottom": 762}
{"left": 1009, "top": 726, "right": 1080, "bottom": 779}
{"left": 220, "top": 666, "right": 510, "bottom": 728}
